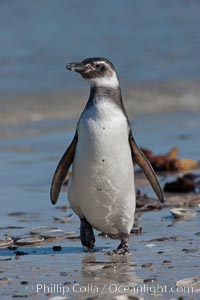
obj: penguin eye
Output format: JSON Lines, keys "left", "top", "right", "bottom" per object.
{"left": 95, "top": 64, "right": 101, "bottom": 69}
{"left": 95, "top": 64, "right": 106, "bottom": 72}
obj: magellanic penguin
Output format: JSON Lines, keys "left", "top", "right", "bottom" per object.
{"left": 50, "top": 57, "right": 164, "bottom": 254}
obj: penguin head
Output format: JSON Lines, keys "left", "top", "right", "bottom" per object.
{"left": 66, "top": 57, "right": 119, "bottom": 88}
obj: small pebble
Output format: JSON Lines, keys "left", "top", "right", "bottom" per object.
{"left": 141, "top": 263, "right": 154, "bottom": 268}
{"left": 64, "top": 281, "right": 71, "bottom": 285}
{"left": 162, "top": 260, "right": 172, "bottom": 265}
{"left": 60, "top": 272, "right": 68, "bottom": 276}
{"left": 53, "top": 245, "right": 62, "bottom": 251}
{"left": 20, "top": 281, "right": 29, "bottom": 285}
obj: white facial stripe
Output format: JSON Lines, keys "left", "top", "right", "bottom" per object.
{"left": 88, "top": 73, "right": 119, "bottom": 88}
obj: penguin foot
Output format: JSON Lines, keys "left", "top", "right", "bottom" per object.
{"left": 106, "top": 233, "right": 129, "bottom": 255}
{"left": 80, "top": 217, "right": 95, "bottom": 251}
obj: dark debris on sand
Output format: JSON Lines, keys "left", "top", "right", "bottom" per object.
{"left": 164, "top": 173, "right": 200, "bottom": 193}
{"left": 136, "top": 192, "right": 200, "bottom": 210}
{"left": 141, "top": 146, "right": 199, "bottom": 172}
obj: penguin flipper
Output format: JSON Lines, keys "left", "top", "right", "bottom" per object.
{"left": 129, "top": 132, "right": 164, "bottom": 203}
{"left": 50, "top": 133, "right": 78, "bottom": 205}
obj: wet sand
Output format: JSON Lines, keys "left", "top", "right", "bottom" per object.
{"left": 0, "top": 112, "right": 200, "bottom": 300}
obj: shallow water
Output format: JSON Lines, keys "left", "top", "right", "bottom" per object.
{"left": 1, "top": 111, "right": 200, "bottom": 214}
{"left": 1, "top": 207, "right": 200, "bottom": 300}
{"left": 0, "top": 112, "right": 200, "bottom": 299}
{"left": 1, "top": 0, "right": 200, "bottom": 93}
{"left": 1, "top": 0, "right": 200, "bottom": 124}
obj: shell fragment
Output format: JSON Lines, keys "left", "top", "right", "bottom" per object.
{"left": 30, "top": 227, "right": 59, "bottom": 235}
{"left": 15, "top": 237, "right": 44, "bottom": 245}
{"left": 40, "top": 230, "right": 66, "bottom": 239}
{"left": 0, "top": 237, "right": 13, "bottom": 248}
{"left": 170, "top": 208, "right": 197, "bottom": 219}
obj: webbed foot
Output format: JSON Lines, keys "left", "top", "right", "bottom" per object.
{"left": 80, "top": 217, "right": 95, "bottom": 252}
{"left": 106, "top": 233, "right": 129, "bottom": 255}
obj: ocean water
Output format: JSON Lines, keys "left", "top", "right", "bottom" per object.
{"left": 0, "top": 0, "right": 200, "bottom": 128}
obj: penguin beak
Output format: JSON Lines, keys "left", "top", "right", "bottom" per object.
{"left": 66, "top": 62, "right": 87, "bottom": 73}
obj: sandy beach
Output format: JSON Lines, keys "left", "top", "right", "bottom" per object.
{"left": 0, "top": 110, "right": 200, "bottom": 300}
{"left": 1, "top": 1, "right": 200, "bottom": 299}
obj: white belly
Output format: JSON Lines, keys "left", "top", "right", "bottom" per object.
{"left": 68, "top": 100, "right": 135, "bottom": 235}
